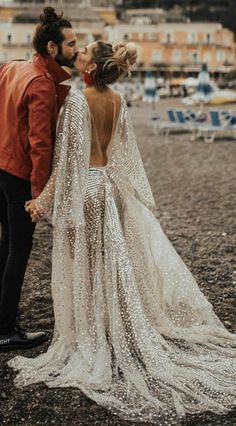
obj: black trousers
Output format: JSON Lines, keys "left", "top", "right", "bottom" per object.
{"left": 0, "top": 169, "right": 35, "bottom": 334}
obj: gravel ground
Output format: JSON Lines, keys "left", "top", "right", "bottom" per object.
{"left": 0, "top": 98, "right": 236, "bottom": 426}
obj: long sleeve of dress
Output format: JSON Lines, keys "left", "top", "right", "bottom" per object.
{"left": 35, "top": 91, "right": 91, "bottom": 226}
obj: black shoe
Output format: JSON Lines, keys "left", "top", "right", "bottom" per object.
{"left": 0, "top": 327, "right": 48, "bottom": 352}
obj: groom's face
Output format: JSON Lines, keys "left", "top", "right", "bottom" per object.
{"left": 54, "top": 28, "right": 78, "bottom": 68}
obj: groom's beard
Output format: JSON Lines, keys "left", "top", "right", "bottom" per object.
{"left": 55, "top": 46, "right": 77, "bottom": 69}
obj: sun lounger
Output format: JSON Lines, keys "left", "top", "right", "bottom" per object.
{"left": 198, "top": 110, "right": 236, "bottom": 143}
{"left": 151, "top": 109, "right": 189, "bottom": 135}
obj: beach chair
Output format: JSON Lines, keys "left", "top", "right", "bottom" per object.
{"left": 175, "top": 109, "right": 202, "bottom": 140}
{"left": 151, "top": 109, "right": 185, "bottom": 135}
{"left": 167, "top": 110, "right": 177, "bottom": 123}
{"left": 175, "top": 109, "right": 198, "bottom": 129}
{"left": 198, "top": 110, "right": 236, "bottom": 143}
{"left": 220, "top": 110, "right": 236, "bottom": 126}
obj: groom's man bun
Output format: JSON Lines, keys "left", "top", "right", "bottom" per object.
{"left": 33, "top": 7, "right": 72, "bottom": 55}
{"left": 39, "top": 7, "right": 61, "bottom": 24}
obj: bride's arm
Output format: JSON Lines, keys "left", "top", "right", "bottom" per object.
{"left": 25, "top": 169, "right": 57, "bottom": 221}
{"left": 25, "top": 95, "right": 74, "bottom": 221}
{"left": 26, "top": 92, "right": 90, "bottom": 224}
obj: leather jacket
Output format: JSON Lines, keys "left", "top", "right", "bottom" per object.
{"left": 0, "top": 54, "right": 70, "bottom": 197}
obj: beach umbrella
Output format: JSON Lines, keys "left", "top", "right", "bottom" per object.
{"left": 194, "top": 63, "right": 214, "bottom": 104}
{"left": 143, "top": 71, "right": 159, "bottom": 107}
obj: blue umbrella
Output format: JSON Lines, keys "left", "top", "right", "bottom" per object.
{"left": 194, "top": 63, "right": 214, "bottom": 103}
{"left": 143, "top": 71, "right": 159, "bottom": 106}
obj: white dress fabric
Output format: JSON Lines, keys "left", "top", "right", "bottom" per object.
{"left": 8, "top": 92, "right": 236, "bottom": 425}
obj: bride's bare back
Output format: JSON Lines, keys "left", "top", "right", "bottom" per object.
{"left": 83, "top": 87, "right": 121, "bottom": 167}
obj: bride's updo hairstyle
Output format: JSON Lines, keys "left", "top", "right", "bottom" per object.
{"left": 91, "top": 41, "right": 137, "bottom": 88}
{"left": 33, "top": 7, "right": 72, "bottom": 55}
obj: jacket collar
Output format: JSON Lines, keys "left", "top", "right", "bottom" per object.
{"left": 32, "top": 54, "right": 71, "bottom": 113}
{"left": 32, "top": 53, "right": 71, "bottom": 84}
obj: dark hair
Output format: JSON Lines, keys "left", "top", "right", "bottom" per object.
{"left": 91, "top": 41, "right": 137, "bottom": 89}
{"left": 33, "top": 7, "right": 72, "bottom": 55}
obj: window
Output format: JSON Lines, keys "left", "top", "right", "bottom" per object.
{"left": 7, "top": 34, "right": 12, "bottom": 44}
{"left": 188, "top": 32, "right": 196, "bottom": 44}
{"left": 152, "top": 50, "right": 163, "bottom": 63}
{"left": 192, "top": 52, "right": 198, "bottom": 62}
{"left": 166, "top": 33, "right": 172, "bottom": 43}
{"left": 172, "top": 50, "right": 182, "bottom": 63}
{"left": 147, "top": 32, "right": 157, "bottom": 41}
{"left": 216, "top": 50, "right": 226, "bottom": 61}
{"left": 203, "top": 52, "right": 212, "bottom": 62}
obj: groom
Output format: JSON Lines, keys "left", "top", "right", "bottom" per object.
{"left": 0, "top": 7, "right": 78, "bottom": 351}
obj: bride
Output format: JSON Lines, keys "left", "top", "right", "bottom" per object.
{"left": 8, "top": 40, "right": 236, "bottom": 425}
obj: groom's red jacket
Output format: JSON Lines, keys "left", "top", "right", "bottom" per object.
{"left": 0, "top": 54, "right": 70, "bottom": 197}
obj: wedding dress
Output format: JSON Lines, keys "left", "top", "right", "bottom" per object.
{"left": 8, "top": 91, "right": 236, "bottom": 425}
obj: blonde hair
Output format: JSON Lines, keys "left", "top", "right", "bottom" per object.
{"left": 107, "top": 41, "right": 137, "bottom": 75}
{"left": 91, "top": 40, "right": 137, "bottom": 88}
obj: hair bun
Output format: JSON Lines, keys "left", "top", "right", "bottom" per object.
{"left": 111, "top": 41, "right": 137, "bottom": 74}
{"left": 39, "top": 7, "right": 62, "bottom": 24}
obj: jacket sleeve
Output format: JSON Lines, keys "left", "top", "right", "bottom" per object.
{"left": 27, "top": 76, "right": 57, "bottom": 198}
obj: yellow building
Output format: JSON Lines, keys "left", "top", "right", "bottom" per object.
{"left": 106, "top": 22, "right": 236, "bottom": 74}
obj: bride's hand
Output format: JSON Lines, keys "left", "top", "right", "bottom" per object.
{"left": 25, "top": 199, "right": 33, "bottom": 211}
{"left": 25, "top": 200, "right": 42, "bottom": 222}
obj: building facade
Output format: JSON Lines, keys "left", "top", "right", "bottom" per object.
{"left": 0, "top": 2, "right": 108, "bottom": 62}
{"left": 0, "top": 21, "right": 34, "bottom": 62}
{"left": 0, "top": 3, "right": 235, "bottom": 76}
{"left": 106, "top": 22, "right": 235, "bottom": 74}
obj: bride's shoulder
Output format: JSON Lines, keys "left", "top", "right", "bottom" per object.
{"left": 110, "top": 88, "right": 124, "bottom": 103}
{"left": 67, "top": 90, "right": 85, "bottom": 102}
{"left": 113, "top": 90, "right": 129, "bottom": 109}
{"left": 65, "top": 90, "right": 87, "bottom": 110}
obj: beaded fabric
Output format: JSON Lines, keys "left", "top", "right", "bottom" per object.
{"left": 8, "top": 92, "right": 236, "bottom": 425}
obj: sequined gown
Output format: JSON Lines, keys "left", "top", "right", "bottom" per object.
{"left": 8, "top": 92, "right": 236, "bottom": 425}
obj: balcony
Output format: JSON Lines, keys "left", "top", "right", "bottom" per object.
{"left": 2, "top": 42, "right": 31, "bottom": 48}
{"left": 160, "top": 41, "right": 233, "bottom": 48}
